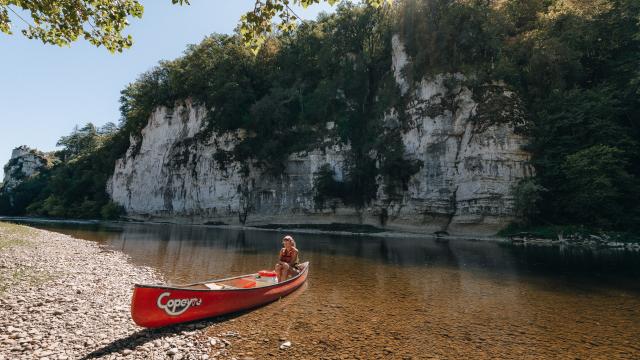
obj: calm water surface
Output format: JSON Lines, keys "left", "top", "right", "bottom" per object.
{"left": 13, "top": 220, "right": 640, "bottom": 359}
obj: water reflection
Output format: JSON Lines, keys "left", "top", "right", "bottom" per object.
{"left": 7, "top": 219, "right": 640, "bottom": 359}
{"left": 8, "top": 219, "right": 639, "bottom": 286}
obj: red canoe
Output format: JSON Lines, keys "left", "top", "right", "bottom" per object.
{"left": 131, "top": 262, "right": 309, "bottom": 328}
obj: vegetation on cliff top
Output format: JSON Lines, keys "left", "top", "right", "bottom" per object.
{"left": 0, "top": 123, "right": 126, "bottom": 219}
{"left": 1, "top": 0, "right": 639, "bottom": 233}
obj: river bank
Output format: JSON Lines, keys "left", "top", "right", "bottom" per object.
{"left": 0, "top": 222, "right": 237, "bottom": 360}
{"left": 3, "top": 216, "right": 640, "bottom": 253}
{"left": 0, "top": 216, "right": 506, "bottom": 241}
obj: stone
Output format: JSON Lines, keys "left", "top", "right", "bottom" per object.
{"left": 280, "top": 341, "right": 292, "bottom": 350}
{"left": 0, "top": 146, "right": 51, "bottom": 194}
{"left": 0, "top": 224, "right": 220, "bottom": 360}
{"left": 106, "top": 48, "right": 532, "bottom": 236}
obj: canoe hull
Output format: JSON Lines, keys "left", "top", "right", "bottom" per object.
{"left": 131, "top": 264, "right": 308, "bottom": 328}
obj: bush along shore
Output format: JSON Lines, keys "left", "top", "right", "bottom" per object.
{"left": 500, "top": 224, "right": 640, "bottom": 251}
{"left": 0, "top": 222, "right": 246, "bottom": 360}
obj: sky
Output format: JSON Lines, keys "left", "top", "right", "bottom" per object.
{"left": 0, "top": 0, "right": 334, "bottom": 179}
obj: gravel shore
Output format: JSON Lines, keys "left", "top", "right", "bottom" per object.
{"left": 0, "top": 222, "right": 232, "bottom": 360}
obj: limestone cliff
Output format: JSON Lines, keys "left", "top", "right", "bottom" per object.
{"left": 107, "top": 37, "right": 533, "bottom": 235}
{"left": 1, "top": 146, "right": 51, "bottom": 194}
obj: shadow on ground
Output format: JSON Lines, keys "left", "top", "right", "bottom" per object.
{"left": 79, "top": 313, "right": 244, "bottom": 360}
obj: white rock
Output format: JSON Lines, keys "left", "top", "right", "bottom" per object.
{"left": 107, "top": 69, "right": 532, "bottom": 236}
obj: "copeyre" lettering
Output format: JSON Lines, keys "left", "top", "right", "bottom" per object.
{"left": 156, "top": 292, "right": 203, "bottom": 316}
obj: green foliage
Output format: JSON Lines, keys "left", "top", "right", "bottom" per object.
{"left": 239, "top": 0, "right": 393, "bottom": 54}
{"left": 525, "top": 1, "right": 640, "bottom": 230}
{"left": 398, "top": 0, "right": 505, "bottom": 80}
{"left": 0, "top": 121, "right": 130, "bottom": 220}
{"left": 0, "top": 222, "right": 32, "bottom": 251}
{"left": 0, "top": 169, "right": 51, "bottom": 216}
{"left": 378, "top": 130, "right": 422, "bottom": 199}
{"left": 512, "top": 178, "right": 546, "bottom": 225}
{"left": 560, "top": 145, "right": 639, "bottom": 228}
{"left": 0, "top": 0, "right": 144, "bottom": 52}
{"left": 0, "top": 194, "right": 12, "bottom": 215}
{"left": 100, "top": 201, "right": 125, "bottom": 220}
{"left": 0, "top": 0, "right": 389, "bottom": 53}
{"left": 397, "top": 0, "right": 640, "bottom": 230}
{"left": 55, "top": 123, "right": 117, "bottom": 161}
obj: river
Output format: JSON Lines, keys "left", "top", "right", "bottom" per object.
{"left": 11, "top": 219, "right": 640, "bottom": 359}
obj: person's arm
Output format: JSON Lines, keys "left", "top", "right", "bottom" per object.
{"left": 288, "top": 249, "right": 299, "bottom": 266}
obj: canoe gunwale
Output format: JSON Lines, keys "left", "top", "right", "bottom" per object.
{"left": 133, "top": 261, "right": 309, "bottom": 292}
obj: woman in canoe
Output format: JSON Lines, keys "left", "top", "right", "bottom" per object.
{"left": 275, "top": 235, "right": 299, "bottom": 282}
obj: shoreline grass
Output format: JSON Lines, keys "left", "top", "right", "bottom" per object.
{"left": 0, "top": 221, "right": 34, "bottom": 250}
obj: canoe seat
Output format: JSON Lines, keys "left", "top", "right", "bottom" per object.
{"left": 227, "top": 278, "right": 257, "bottom": 288}
{"left": 205, "top": 283, "right": 224, "bottom": 290}
{"left": 183, "top": 284, "right": 210, "bottom": 290}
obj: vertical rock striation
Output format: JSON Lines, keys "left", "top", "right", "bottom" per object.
{"left": 107, "top": 37, "right": 533, "bottom": 235}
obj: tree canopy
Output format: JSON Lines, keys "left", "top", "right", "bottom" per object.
{"left": 239, "top": 0, "right": 393, "bottom": 53}
{"left": 0, "top": 0, "right": 391, "bottom": 53}
{"left": 0, "top": 0, "right": 144, "bottom": 52}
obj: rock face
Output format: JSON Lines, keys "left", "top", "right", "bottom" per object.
{"left": 107, "top": 37, "right": 533, "bottom": 235}
{"left": 1, "top": 146, "right": 51, "bottom": 194}
{"left": 387, "top": 74, "right": 532, "bottom": 234}
{"left": 107, "top": 103, "right": 349, "bottom": 226}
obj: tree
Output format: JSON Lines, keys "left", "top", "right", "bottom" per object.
{"left": 0, "top": 0, "right": 144, "bottom": 52}
{"left": 1, "top": 0, "right": 390, "bottom": 53}
{"left": 512, "top": 178, "right": 546, "bottom": 225}
{"left": 55, "top": 122, "right": 116, "bottom": 161}
{"left": 560, "top": 145, "right": 639, "bottom": 228}
{"left": 239, "top": 0, "right": 393, "bottom": 54}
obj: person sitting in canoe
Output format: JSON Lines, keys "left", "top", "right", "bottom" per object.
{"left": 275, "top": 235, "right": 299, "bottom": 282}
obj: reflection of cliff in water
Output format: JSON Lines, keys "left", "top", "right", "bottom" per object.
{"left": 13, "top": 220, "right": 640, "bottom": 285}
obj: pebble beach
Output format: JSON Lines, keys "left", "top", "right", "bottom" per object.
{"left": 0, "top": 222, "right": 236, "bottom": 360}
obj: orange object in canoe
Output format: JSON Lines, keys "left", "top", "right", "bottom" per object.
{"left": 130, "top": 262, "right": 309, "bottom": 328}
